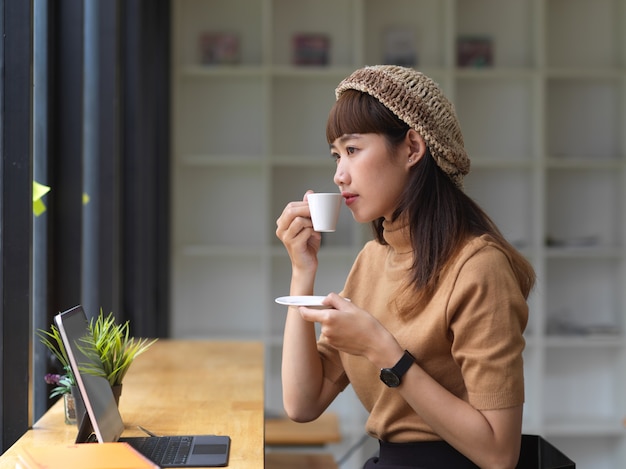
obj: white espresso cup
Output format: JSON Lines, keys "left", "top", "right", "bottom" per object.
{"left": 307, "top": 193, "right": 342, "bottom": 232}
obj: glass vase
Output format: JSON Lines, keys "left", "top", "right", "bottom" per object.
{"left": 63, "top": 392, "right": 77, "bottom": 425}
{"left": 71, "top": 386, "right": 86, "bottom": 429}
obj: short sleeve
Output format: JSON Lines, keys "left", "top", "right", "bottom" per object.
{"left": 447, "top": 245, "right": 528, "bottom": 410}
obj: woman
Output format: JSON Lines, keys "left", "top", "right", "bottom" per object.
{"left": 275, "top": 65, "right": 535, "bottom": 469}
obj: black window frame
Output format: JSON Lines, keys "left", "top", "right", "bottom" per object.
{"left": 1, "top": 0, "right": 34, "bottom": 451}
{"left": 1, "top": 0, "right": 170, "bottom": 452}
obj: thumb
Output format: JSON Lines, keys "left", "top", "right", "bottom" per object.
{"left": 299, "top": 306, "right": 324, "bottom": 323}
{"left": 323, "top": 292, "right": 350, "bottom": 309}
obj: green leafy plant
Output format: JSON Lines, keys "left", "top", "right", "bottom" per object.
{"left": 38, "top": 310, "right": 157, "bottom": 398}
{"left": 79, "top": 310, "right": 157, "bottom": 386}
{"left": 37, "top": 324, "right": 76, "bottom": 398}
{"left": 44, "top": 373, "right": 74, "bottom": 398}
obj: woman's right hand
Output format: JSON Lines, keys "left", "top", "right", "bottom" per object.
{"left": 275, "top": 191, "right": 321, "bottom": 275}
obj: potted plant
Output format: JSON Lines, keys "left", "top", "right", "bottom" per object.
{"left": 78, "top": 310, "right": 157, "bottom": 401}
{"left": 38, "top": 309, "right": 157, "bottom": 424}
{"left": 37, "top": 325, "right": 78, "bottom": 424}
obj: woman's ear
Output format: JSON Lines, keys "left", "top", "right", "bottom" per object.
{"left": 405, "top": 129, "right": 426, "bottom": 168}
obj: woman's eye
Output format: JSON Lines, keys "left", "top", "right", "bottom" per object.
{"left": 330, "top": 146, "right": 356, "bottom": 161}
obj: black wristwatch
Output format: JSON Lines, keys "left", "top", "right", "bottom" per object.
{"left": 379, "top": 350, "right": 415, "bottom": 388}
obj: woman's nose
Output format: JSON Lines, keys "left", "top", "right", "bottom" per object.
{"left": 333, "top": 163, "right": 347, "bottom": 186}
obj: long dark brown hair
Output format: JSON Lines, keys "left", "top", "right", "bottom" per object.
{"left": 327, "top": 90, "right": 535, "bottom": 314}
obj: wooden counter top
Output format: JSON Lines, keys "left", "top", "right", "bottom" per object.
{"left": 265, "top": 412, "right": 341, "bottom": 446}
{"left": 0, "top": 340, "right": 265, "bottom": 469}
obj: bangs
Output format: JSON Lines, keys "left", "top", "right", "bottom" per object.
{"left": 326, "top": 89, "right": 407, "bottom": 144}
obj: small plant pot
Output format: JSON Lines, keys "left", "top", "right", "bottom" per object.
{"left": 112, "top": 384, "right": 122, "bottom": 406}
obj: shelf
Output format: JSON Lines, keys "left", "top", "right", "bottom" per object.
{"left": 178, "top": 64, "right": 268, "bottom": 78}
{"left": 363, "top": 0, "right": 447, "bottom": 68}
{"left": 545, "top": 336, "right": 624, "bottom": 348}
{"left": 271, "top": 0, "right": 356, "bottom": 67}
{"left": 544, "top": 348, "right": 623, "bottom": 424}
{"left": 545, "top": 0, "right": 624, "bottom": 69}
{"left": 454, "top": 68, "right": 538, "bottom": 79}
{"left": 456, "top": 0, "right": 537, "bottom": 69}
{"left": 464, "top": 158, "right": 535, "bottom": 169}
{"left": 455, "top": 76, "right": 536, "bottom": 160}
{"left": 179, "top": 155, "right": 266, "bottom": 167}
{"left": 545, "top": 68, "right": 626, "bottom": 79}
{"left": 544, "top": 417, "right": 626, "bottom": 437}
{"left": 546, "top": 78, "right": 622, "bottom": 158}
{"left": 173, "top": 78, "right": 266, "bottom": 157}
{"left": 545, "top": 157, "right": 624, "bottom": 168}
{"left": 173, "top": 0, "right": 265, "bottom": 67}
{"left": 171, "top": 1, "right": 626, "bottom": 467}
{"left": 270, "top": 76, "right": 340, "bottom": 157}
{"left": 179, "top": 245, "right": 264, "bottom": 258}
{"left": 270, "top": 245, "right": 358, "bottom": 259}
{"left": 545, "top": 247, "right": 623, "bottom": 259}
{"left": 269, "top": 65, "right": 356, "bottom": 78}
{"left": 172, "top": 166, "right": 268, "bottom": 247}
{"left": 171, "top": 255, "right": 266, "bottom": 338}
{"left": 270, "top": 156, "right": 336, "bottom": 166}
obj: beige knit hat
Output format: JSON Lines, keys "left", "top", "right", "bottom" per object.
{"left": 335, "top": 65, "right": 470, "bottom": 188}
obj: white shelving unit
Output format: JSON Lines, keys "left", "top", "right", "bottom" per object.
{"left": 171, "top": 1, "right": 626, "bottom": 467}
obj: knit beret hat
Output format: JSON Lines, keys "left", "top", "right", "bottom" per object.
{"left": 335, "top": 65, "right": 470, "bottom": 188}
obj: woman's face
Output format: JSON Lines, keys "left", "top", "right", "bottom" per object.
{"left": 331, "top": 132, "right": 413, "bottom": 222}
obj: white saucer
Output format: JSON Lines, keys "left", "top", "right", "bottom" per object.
{"left": 275, "top": 295, "right": 328, "bottom": 309}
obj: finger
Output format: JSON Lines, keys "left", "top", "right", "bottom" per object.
{"left": 288, "top": 217, "right": 316, "bottom": 242}
{"left": 276, "top": 201, "right": 307, "bottom": 226}
{"left": 276, "top": 202, "right": 312, "bottom": 235}
{"left": 303, "top": 189, "right": 314, "bottom": 202}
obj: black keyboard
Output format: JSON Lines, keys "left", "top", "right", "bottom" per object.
{"left": 121, "top": 436, "right": 193, "bottom": 466}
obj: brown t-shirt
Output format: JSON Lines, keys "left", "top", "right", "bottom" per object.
{"left": 317, "top": 219, "right": 528, "bottom": 442}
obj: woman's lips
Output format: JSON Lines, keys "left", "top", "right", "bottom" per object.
{"left": 342, "top": 192, "right": 358, "bottom": 206}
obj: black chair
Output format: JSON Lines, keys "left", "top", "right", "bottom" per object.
{"left": 516, "top": 435, "right": 575, "bottom": 469}
{"left": 363, "top": 433, "right": 575, "bottom": 468}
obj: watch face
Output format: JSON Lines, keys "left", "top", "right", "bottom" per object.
{"left": 380, "top": 368, "right": 400, "bottom": 388}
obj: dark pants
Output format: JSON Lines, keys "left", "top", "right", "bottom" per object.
{"left": 363, "top": 440, "right": 480, "bottom": 469}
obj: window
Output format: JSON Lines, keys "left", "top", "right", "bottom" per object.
{"left": 1, "top": 0, "right": 170, "bottom": 452}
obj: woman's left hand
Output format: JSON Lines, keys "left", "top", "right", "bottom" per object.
{"left": 298, "top": 292, "right": 398, "bottom": 361}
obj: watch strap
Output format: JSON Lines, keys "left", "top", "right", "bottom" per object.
{"left": 392, "top": 350, "right": 415, "bottom": 376}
